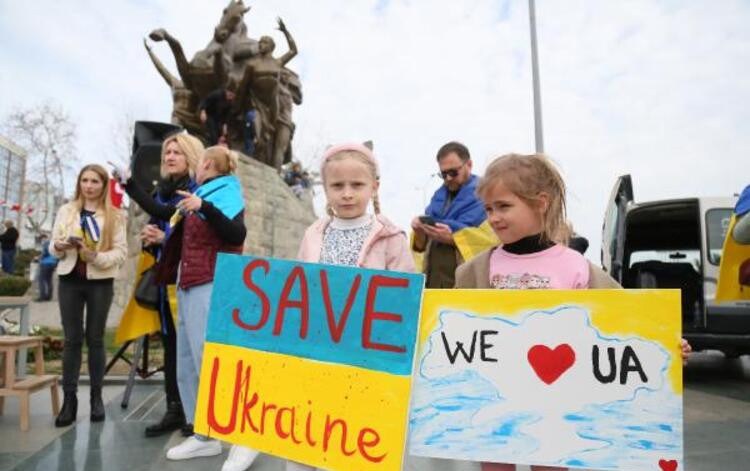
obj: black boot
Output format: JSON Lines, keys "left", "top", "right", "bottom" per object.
{"left": 90, "top": 388, "right": 105, "bottom": 422}
{"left": 144, "top": 401, "right": 186, "bottom": 437}
{"left": 55, "top": 392, "right": 78, "bottom": 427}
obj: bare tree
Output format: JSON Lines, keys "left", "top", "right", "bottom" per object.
{"left": 110, "top": 110, "right": 136, "bottom": 169}
{"left": 2, "top": 101, "right": 79, "bottom": 236}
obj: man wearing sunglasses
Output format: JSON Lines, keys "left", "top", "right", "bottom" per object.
{"left": 411, "top": 141, "right": 486, "bottom": 288}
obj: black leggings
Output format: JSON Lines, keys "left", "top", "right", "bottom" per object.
{"left": 159, "top": 294, "right": 181, "bottom": 403}
{"left": 58, "top": 277, "right": 114, "bottom": 394}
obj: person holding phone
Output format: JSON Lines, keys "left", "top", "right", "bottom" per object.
{"left": 411, "top": 141, "right": 486, "bottom": 288}
{"left": 49, "top": 164, "right": 127, "bottom": 427}
{"left": 419, "top": 215, "right": 437, "bottom": 226}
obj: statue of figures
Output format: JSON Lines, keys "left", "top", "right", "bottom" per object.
{"left": 145, "top": 2, "right": 302, "bottom": 168}
{"left": 143, "top": 39, "right": 203, "bottom": 137}
{"left": 147, "top": 0, "right": 253, "bottom": 103}
{"left": 236, "top": 18, "right": 302, "bottom": 170}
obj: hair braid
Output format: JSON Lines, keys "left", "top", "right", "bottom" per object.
{"left": 372, "top": 192, "right": 381, "bottom": 214}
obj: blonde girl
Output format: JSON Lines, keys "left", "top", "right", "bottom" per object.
{"left": 50, "top": 164, "right": 127, "bottom": 427}
{"left": 290, "top": 143, "right": 415, "bottom": 471}
{"left": 456, "top": 153, "right": 690, "bottom": 471}
{"left": 163, "top": 146, "right": 261, "bottom": 471}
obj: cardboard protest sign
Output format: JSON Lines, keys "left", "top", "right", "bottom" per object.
{"left": 194, "top": 254, "right": 424, "bottom": 471}
{"left": 409, "top": 289, "right": 684, "bottom": 471}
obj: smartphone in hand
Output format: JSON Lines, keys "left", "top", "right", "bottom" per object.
{"left": 419, "top": 215, "right": 437, "bottom": 226}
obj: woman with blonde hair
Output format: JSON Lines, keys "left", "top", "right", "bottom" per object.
{"left": 50, "top": 164, "right": 127, "bottom": 427}
{"left": 114, "top": 130, "right": 204, "bottom": 438}
{"left": 161, "top": 146, "right": 258, "bottom": 471}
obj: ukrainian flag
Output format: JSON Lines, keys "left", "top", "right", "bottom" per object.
{"left": 411, "top": 221, "right": 499, "bottom": 271}
{"left": 115, "top": 252, "right": 162, "bottom": 344}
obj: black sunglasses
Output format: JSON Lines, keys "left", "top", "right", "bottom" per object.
{"left": 439, "top": 162, "right": 466, "bottom": 179}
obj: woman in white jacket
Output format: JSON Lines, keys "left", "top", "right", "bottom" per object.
{"left": 49, "top": 164, "right": 127, "bottom": 427}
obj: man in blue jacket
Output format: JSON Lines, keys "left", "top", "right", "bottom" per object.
{"left": 37, "top": 232, "right": 58, "bottom": 301}
{"left": 411, "top": 141, "right": 486, "bottom": 288}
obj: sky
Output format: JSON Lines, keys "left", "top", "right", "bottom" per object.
{"left": 1, "top": 0, "right": 749, "bottom": 262}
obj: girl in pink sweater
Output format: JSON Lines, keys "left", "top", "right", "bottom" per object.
{"left": 456, "top": 153, "right": 691, "bottom": 471}
{"left": 289, "top": 143, "right": 414, "bottom": 471}
{"left": 469, "top": 153, "right": 578, "bottom": 471}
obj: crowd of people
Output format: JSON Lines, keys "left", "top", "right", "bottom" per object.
{"left": 41, "top": 132, "right": 692, "bottom": 471}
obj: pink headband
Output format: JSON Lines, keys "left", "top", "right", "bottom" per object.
{"left": 321, "top": 142, "right": 379, "bottom": 177}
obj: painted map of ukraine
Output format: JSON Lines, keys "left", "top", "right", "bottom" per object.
{"left": 409, "top": 305, "right": 683, "bottom": 471}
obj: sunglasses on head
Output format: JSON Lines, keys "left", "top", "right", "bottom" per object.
{"left": 439, "top": 162, "right": 466, "bottom": 179}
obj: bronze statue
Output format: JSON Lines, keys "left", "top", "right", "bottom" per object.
{"left": 236, "top": 18, "right": 302, "bottom": 170}
{"left": 145, "top": 0, "right": 302, "bottom": 168}
{"left": 147, "top": 0, "right": 254, "bottom": 99}
{"left": 143, "top": 39, "right": 202, "bottom": 137}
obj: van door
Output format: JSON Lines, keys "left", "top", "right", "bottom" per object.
{"left": 701, "top": 198, "right": 750, "bottom": 339}
{"left": 601, "top": 175, "right": 633, "bottom": 282}
{"left": 702, "top": 202, "right": 734, "bottom": 303}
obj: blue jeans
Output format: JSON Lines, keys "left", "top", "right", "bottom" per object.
{"left": 1, "top": 248, "right": 16, "bottom": 274}
{"left": 38, "top": 264, "right": 55, "bottom": 300}
{"left": 176, "top": 282, "right": 214, "bottom": 439}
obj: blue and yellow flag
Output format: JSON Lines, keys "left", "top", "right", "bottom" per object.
{"left": 453, "top": 220, "right": 500, "bottom": 261}
{"left": 411, "top": 221, "right": 500, "bottom": 271}
{"left": 115, "top": 252, "right": 161, "bottom": 344}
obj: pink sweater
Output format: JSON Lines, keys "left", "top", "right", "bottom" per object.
{"left": 297, "top": 215, "right": 416, "bottom": 273}
{"left": 489, "top": 244, "right": 589, "bottom": 289}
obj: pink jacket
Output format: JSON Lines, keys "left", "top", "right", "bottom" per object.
{"left": 297, "top": 215, "right": 416, "bottom": 273}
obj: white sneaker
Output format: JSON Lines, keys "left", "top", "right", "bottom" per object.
{"left": 221, "top": 445, "right": 259, "bottom": 471}
{"left": 166, "top": 436, "right": 222, "bottom": 460}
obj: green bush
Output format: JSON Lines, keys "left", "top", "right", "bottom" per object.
{"left": 14, "top": 248, "right": 38, "bottom": 277}
{"left": 0, "top": 274, "right": 32, "bottom": 296}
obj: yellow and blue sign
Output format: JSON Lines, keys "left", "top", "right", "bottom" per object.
{"left": 410, "top": 289, "right": 684, "bottom": 470}
{"left": 195, "top": 254, "right": 424, "bottom": 471}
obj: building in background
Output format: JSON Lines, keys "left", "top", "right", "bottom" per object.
{"left": 0, "top": 135, "right": 27, "bottom": 232}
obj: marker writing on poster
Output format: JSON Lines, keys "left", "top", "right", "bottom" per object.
{"left": 439, "top": 331, "right": 651, "bottom": 386}
{"left": 205, "top": 355, "right": 387, "bottom": 464}
{"left": 592, "top": 345, "right": 649, "bottom": 385}
{"left": 440, "top": 330, "right": 499, "bottom": 364}
{"left": 231, "top": 259, "right": 410, "bottom": 354}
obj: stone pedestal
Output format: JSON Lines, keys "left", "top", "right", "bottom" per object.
{"left": 237, "top": 154, "right": 316, "bottom": 258}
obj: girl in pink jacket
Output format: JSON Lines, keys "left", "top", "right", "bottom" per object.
{"left": 289, "top": 142, "right": 415, "bottom": 471}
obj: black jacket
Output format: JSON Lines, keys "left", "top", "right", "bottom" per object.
{"left": 0, "top": 227, "right": 18, "bottom": 250}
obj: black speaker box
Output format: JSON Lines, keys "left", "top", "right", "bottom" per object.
{"left": 131, "top": 121, "right": 183, "bottom": 194}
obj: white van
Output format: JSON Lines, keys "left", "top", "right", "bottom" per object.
{"left": 601, "top": 175, "right": 750, "bottom": 357}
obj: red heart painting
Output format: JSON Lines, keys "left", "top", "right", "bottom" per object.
{"left": 658, "top": 459, "right": 678, "bottom": 471}
{"left": 527, "top": 344, "right": 576, "bottom": 385}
